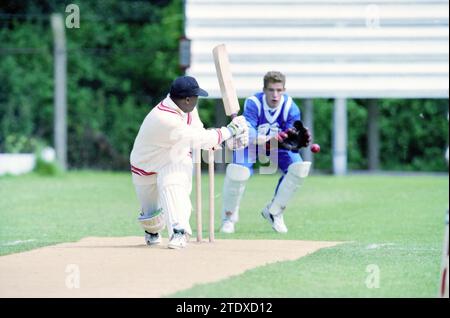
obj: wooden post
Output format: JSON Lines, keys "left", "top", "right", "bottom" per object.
{"left": 208, "top": 149, "right": 215, "bottom": 242}
{"left": 195, "top": 149, "right": 202, "bottom": 242}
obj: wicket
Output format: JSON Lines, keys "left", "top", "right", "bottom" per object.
{"left": 195, "top": 148, "right": 215, "bottom": 243}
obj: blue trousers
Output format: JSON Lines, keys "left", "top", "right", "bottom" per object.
{"left": 232, "top": 147, "right": 302, "bottom": 194}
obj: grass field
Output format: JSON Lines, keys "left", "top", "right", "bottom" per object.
{"left": 0, "top": 171, "right": 448, "bottom": 297}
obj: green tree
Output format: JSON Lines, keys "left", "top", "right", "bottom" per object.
{"left": 1, "top": 0, "right": 183, "bottom": 169}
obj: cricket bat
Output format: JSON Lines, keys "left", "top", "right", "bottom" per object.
{"left": 212, "top": 44, "right": 240, "bottom": 119}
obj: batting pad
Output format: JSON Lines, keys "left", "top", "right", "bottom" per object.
{"left": 138, "top": 208, "right": 165, "bottom": 234}
{"left": 157, "top": 163, "right": 193, "bottom": 237}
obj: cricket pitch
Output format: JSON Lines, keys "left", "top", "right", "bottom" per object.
{"left": 0, "top": 237, "right": 341, "bottom": 297}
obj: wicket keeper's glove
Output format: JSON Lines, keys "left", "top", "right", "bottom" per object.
{"left": 278, "top": 120, "right": 312, "bottom": 151}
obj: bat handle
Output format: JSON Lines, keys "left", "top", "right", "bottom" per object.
{"left": 229, "top": 113, "right": 239, "bottom": 153}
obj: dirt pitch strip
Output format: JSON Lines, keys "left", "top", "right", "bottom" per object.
{"left": 0, "top": 237, "right": 341, "bottom": 297}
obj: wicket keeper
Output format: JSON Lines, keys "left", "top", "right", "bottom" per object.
{"left": 221, "top": 71, "right": 312, "bottom": 234}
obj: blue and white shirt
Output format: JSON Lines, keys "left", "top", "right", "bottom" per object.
{"left": 243, "top": 92, "right": 301, "bottom": 148}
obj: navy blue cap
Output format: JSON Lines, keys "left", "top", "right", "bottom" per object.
{"left": 170, "top": 76, "right": 209, "bottom": 98}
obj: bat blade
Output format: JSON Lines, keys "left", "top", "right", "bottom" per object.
{"left": 212, "top": 44, "right": 240, "bottom": 118}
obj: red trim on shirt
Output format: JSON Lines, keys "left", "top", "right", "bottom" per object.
{"left": 131, "top": 168, "right": 143, "bottom": 176}
{"left": 131, "top": 165, "right": 156, "bottom": 176}
{"left": 157, "top": 101, "right": 183, "bottom": 116}
{"left": 187, "top": 113, "right": 192, "bottom": 125}
{"left": 157, "top": 105, "right": 179, "bottom": 116}
{"left": 160, "top": 101, "right": 170, "bottom": 108}
{"left": 160, "top": 102, "right": 180, "bottom": 114}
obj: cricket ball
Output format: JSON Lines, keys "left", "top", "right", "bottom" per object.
{"left": 310, "top": 143, "right": 320, "bottom": 153}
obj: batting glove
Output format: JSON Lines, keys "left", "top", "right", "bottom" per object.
{"left": 226, "top": 131, "right": 249, "bottom": 150}
{"left": 227, "top": 116, "right": 248, "bottom": 136}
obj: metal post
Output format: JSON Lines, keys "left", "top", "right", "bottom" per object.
{"left": 333, "top": 98, "right": 347, "bottom": 175}
{"left": 51, "top": 14, "right": 67, "bottom": 171}
{"left": 367, "top": 99, "right": 380, "bottom": 171}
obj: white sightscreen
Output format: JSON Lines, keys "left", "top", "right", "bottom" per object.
{"left": 185, "top": 0, "right": 449, "bottom": 98}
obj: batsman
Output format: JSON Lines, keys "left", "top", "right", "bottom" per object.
{"left": 221, "top": 71, "right": 312, "bottom": 234}
{"left": 130, "top": 75, "right": 248, "bottom": 249}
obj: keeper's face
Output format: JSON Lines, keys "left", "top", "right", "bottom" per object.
{"left": 264, "top": 82, "right": 285, "bottom": 108}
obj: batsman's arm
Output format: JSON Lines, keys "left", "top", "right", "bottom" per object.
{"left": 175, "top": 116, "right": 246, "bottom": 150}
{"left": 169, "top": 122, "right": 230, "bottom": 151}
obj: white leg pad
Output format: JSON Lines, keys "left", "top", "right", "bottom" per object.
{"left": 134, "top": 182, "right": 159, "bottom": 216}
{"left": 269, "top": 161, "right": 311, "bottom": 216}
{"left": 222, "top": 164, "right": 251, "bottom": 223}
{"left": 133, "top": 181, "right": 167, "bottom": 232}
{"left": 138, "top": 208, "right": 165, "bottom": 233}
{"left": 157, "top": 162, "right": 193, "bottom": 237}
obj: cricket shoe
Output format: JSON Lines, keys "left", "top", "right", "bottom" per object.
{"left": 168, "top": 229, "right": 188, "bottom": 249}
{"left": 220, "top": 219, "right": 235, "bottom": 234}
{"left": 145, "top": 231, "right": 162, "bottom": 246}
{"left": 261, "top": 204, "right": 288, "bottom": 233}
